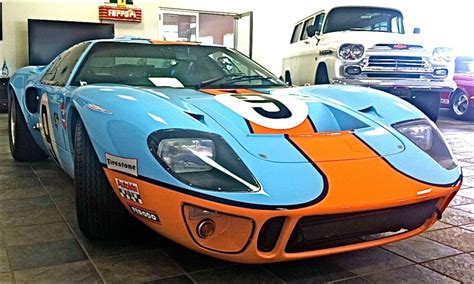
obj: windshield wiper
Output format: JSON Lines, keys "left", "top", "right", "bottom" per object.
{"left": 197, "top": 74, "right": 281, "bottom": 88}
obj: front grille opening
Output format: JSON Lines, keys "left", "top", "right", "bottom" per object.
{"left": 368, "top": 56, "right": 425, "bottom": 69}
{"left": 257, "top": 217, "right": 286, "bottom": 252}
{"left": 285, "top": 199, "right": 439, "bottom": 253}
{"left": 366, "top": 73, "right": 421, "bottom": 79}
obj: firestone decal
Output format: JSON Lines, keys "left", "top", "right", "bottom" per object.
{"left": 129, "top": 204, "right": 160, "bottom": 223}
{"left": 106, "top": 153, "right": 138, "bottom": 176}
{"left": 115, "top": 178, "right": 142, "bottom": 204}
{"left": 215, "top": 94, "right": 308, "bottom": 129}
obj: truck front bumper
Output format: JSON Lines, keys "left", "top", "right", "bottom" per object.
{"left": 332, "top": 77, "right": 456, "bottom": 94}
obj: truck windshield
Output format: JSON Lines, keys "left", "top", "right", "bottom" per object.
{"left": 324, "top": 7, "right": 404, "bottom": 34}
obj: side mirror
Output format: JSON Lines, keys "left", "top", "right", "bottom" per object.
{"left": 306, "top": 25, "right": 317, "bottom": 38}
{"left": 413, "top": 28, "right": 421, "bottom": 34}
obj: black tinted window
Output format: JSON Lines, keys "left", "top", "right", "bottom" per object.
{"left": 41, "top": 42, "right": 90, "bottom": 86}
{"left": 291, "top": 23, "right": 303, "bottom": 43}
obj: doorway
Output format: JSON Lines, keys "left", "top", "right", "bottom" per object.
{"left": 159, "top": 9, "right": 253, "bottom": 58}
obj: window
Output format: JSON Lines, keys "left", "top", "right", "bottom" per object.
{"left": 41, "top": 43, "right": 90, "bottom": 86}
{"left": 314, "top": 13, "right": 325, "bottom": 35}
{"left": 72, "top": 42, "right": 284, "bottom": 88}
{"left": 291, "top": 23, "right": 303, "bottom": 43}
{"left": 300, "top": 17, "right": 315, "bottom": 40}
{"left": 324, "top": 7, "right": 404, "bottom": 34}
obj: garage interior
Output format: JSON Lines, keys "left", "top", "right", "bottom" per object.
{"left": 0, "top": 0, "right": 473, "bottom": 283}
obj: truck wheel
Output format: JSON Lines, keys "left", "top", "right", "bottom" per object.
{"left": 284, "top": 71, "right": 292, "bottom": 86}
{"left": 74, "top": 118, "right": 133, "bottom": 240}
{"left": 315, "top": 64, "right": 330, "bottom": 84}
{"left": 410, "top": 92, "right": 440, "bottom": 122}
{"left": 8, "top": 87, "right": 48, "bottom": 162}
{"left": 449, "top": 90, "right": 474, "bottom": 121}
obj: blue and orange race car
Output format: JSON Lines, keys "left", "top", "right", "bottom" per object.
{"left": 8, "top": 38, "right": 462, "bottom": 263}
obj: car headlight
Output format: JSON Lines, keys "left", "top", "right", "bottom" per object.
{"left": 432, "top": 47, "right": 455, "bottom": 62}
{"left": 158, "top": 138, "right": 215, "bottom": 173}
{"left": 393, "top": 119, "right": 457, "bottom": 170}
{"left": 338, "top": 44, "right": 364, "bottom": 61}
{"left": 148, "top": 129, "right": 260, "bottom": 192}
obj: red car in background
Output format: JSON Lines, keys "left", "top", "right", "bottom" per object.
{"left": 441, "top": 56, "right": 474, "bottom": 120}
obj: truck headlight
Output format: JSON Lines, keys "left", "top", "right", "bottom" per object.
{"left": 338, "top": 44, "right": 364, "bottom": 61}
{"left": 433, "top": 47, "right": 455, "bottom": 62}
{"left": 393, "top": 119, "right": 457, "bottom": 170}
{"left": 148, "top": 129, "right": 260, "bottom": 192}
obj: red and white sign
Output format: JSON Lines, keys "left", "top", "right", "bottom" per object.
{"left": 99, "top": 5, "right": 142, "bottom": 23}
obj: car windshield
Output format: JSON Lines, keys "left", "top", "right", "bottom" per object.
{"left": 324, "top": 7, "right": 404, "bottom": 34}
{"left": 72, "top": 42, "right": 285, "bottom": 88}
{"left": 455, "top": 57, "right": 474, "bottom": 73}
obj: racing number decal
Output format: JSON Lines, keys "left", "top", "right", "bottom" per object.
{"left": 40, "top": 94, "right": 60, "bottom": 164}
{"left": 215, "top": 93, "right": 308, "bottom": 129}
{"left": 233, "top": 95, "right": 292, "bottom": 119}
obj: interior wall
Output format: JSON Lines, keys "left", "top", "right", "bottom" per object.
{"left": 2, "top": 0, "right": 470, "bottom": 76}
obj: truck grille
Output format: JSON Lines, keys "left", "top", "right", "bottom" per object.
{"left": 368, "top": 56, "right": 426, "bottom": 69}
{"left": 285, "top": 198, "right": 439, "bottom": 253}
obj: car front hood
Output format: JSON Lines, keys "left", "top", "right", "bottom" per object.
{"left": 160, "top": 87, "right": 406, "bottom": 163}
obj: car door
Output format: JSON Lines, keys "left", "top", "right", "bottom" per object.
{"left": 283, "top": 21, "right": 305, "bottom": 85}
{"left": 39, "top": 42, "right": 90, "bottom": 166}
{"left": 298, "top": 13, "right": 325, "bottom": 85}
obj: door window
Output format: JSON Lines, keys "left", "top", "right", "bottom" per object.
{"left": 41, "top": 42, "right": 90, "bottom": 86}
{"left": 291, "top": 22, "right": 303, "bottom": 43}
{"left": 314, "top": 13, "right": 325, "bottom": 35}
{"left": 300, "top": 17, "right": 315, "bottom": 40}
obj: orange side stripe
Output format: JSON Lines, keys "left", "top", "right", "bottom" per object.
{"left": 287, "top": 132, "right": 374, "bottom": 161}
{"left": 199, "top": 89, "right": 259, "bottom": 96}
{"left": 249, "top": 118, "right": 316, "bottom": 134}
{"left": 150, "top": 40, "right": 198, "bottom": 45}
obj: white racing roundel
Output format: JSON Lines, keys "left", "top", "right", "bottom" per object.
{"left": 215, "top": 94, "right": 308, "bottom": 129}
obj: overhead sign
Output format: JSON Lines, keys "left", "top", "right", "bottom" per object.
{"left": 99, "top": 6, "right": 142, "bottom": 23}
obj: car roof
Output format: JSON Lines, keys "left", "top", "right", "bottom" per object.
{"left": 84, "top": 36, "right": 221, "bottom": 48}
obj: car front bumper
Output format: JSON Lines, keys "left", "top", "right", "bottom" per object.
{"left": 104, "top": 167, "right": 461, "bottom": 264}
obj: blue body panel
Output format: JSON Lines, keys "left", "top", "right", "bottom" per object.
{"left": 8, "top": 39, "right": 461, "bottom": 208}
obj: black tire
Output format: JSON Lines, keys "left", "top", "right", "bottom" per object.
{"left": 409, "top": 92, "right": 440, "bottom": 122}
{"left": 315, "top": 64, "right": 330, "bottom": 84}
{"left": 284, "top": 71, "right": 292, "bottom": 86}
{"left": 8, "top": 87, "right": 48, "bottom": 162}
{"left": 74, "top": 118, "right": 133, "bottom": 240}
{"left": 449, "top": 90, "right": 474, "bottom": 121}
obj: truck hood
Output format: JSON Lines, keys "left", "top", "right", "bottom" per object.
{"left": 321, "top": 31, "right": 443, "bottom": 50}
{"left": 145, "top": 87, "right": 405, "bottom": 163}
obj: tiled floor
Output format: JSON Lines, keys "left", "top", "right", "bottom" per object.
{"left": 0, "top": 110, "right": 473, "bottom": 283}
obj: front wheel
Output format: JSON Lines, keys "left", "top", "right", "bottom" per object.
{"left": 74, "top": 118, "right": 133, "bottom": 240}
{"left": 409, "top": 92, "right": 440, "bottom": 122}
{"left": 8, "top": 87, "right": 48, "bottom": 162}
{"left": 449, "top": 90, "right": 474, "bottom": 121}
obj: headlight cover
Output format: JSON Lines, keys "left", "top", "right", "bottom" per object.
{"left": 338, "top": 44, "right": 364, "bottom": 61}
{"left": 148, "top": 129, "right": 260, "bottom": 192}
{"left": 432, "top": 47, "right": 455, "bottom": 62}
{"left": 393, "top": 119, "right": 457, "bottom": 170}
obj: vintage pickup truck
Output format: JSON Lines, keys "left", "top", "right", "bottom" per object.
{"left": 282, "top": 5, "right": 456, "bottom": 121}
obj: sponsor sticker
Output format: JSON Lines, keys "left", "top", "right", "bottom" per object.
{"left": 129, "top": 204, "right": 160, "bottom": 223}
{"left": 106, "top": 153, "right": 138, "bottom": 176}
{"left": 115, "top": 178, "right": 142, "bottom": 204}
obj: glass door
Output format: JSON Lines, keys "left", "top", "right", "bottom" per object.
{"left": 161, "top": 11, "right": 198, "bottom": 41}
{"left": 234, "top": 11, "right": 253, "bottom": 58}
